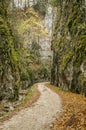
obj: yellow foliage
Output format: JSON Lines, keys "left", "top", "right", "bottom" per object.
{"left": 26, "top": 7, "right": 39, "bottom": 19}
{"left": 18, "top": 7, "right": 49, "bottom": 39}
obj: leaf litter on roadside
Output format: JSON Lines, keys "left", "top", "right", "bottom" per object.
{"left": 46, "top": 84, "right": 86, "bottom": 130}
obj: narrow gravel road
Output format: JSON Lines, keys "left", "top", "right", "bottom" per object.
{"left": 0, "top": 83, "right": 62, "bottom": 130}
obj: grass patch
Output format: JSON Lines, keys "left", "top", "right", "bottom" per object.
{"left": 0, "top": 84, "right": 40, "bottom": 123}
{"left": 20, "top": 87, "right": 34, "bottom": 106}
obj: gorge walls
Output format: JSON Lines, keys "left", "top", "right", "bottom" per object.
{"left": 51, "top": 0, "right": 86, "bottom": 95}
{"left": 0, "top": 1, "right": 19, "bottom": 101}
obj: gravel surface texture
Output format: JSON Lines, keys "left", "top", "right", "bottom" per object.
{"left": 0, "top": 83, "right": 62, "bottom": 130}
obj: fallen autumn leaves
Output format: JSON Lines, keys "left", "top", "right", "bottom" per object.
{"left": 47, "top": 83, "right": 86, "bottom": 130}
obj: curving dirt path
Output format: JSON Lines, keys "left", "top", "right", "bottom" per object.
{"left": 0, "top": 83, "right": 62, "bottom": 130}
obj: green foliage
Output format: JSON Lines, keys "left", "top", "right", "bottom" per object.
{"left": 19, "top": 7, "right": 48, "bottom": 40}
{"left": 21, "top": 87, "right": 33, "bottom": 104}
{"left": 33, "top": 0, "right": 47, "bottom": 16}
{"left": 51, "top": 0, "right": 86, "bottom": 95}
{"left": 50, "top": 0, "right": 58, "bottom": 7}
{"left": 0, "top": 1, "right": 19, "bottom": 101}
{"left": 78, "top": 72, "right": 86, "bottom": 96}
{"left": 20, "top": 72, "right": 29, "bottom": 81}
{"left": 38, "top": 65, "right": 50, "bottom": 81}
{"left": 60, "top": 52, "right": 73, "bottom": 73}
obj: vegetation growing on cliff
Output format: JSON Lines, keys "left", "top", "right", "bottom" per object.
{"left": 0, "top": 0, "right": 51, "bottom": 101}
{"left": 51, "top": 0, "right": 86, "bottom": 96}
{"left": 0, "top": 1, "right": 86, "bottom": 130}
{"left": 0, "top": 0, "right": 19, "bottom": 101}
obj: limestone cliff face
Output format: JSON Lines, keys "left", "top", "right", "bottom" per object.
{"left": 39, "top": 4, "right": 53, "bottom": 62}
{"left": 51, "top": 0, "right": 86, "bottom": 95}
{"left": 0, "top": 1, "right": 19, "bottom": 101}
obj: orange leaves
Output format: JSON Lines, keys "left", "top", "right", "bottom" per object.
{"left": 47, "top": 84, "right": 86, "bottom": 130}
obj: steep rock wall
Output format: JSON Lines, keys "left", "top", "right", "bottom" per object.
{"left": 0, "top": 1, "right": 19, "bottom": 101}
{"left": 51, "top": 0, "right": 86, "bottom": 95}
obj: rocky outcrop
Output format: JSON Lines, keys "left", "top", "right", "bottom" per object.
{"left": 0, "top": 1, "right": 19, "bottom": 101}
{"left": 51, "top": 0, "right": 86, "bottom": 95}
